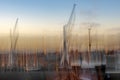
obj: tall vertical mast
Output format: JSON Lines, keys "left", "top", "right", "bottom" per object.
{"left": 88, "top": 27, "right": 91, "bottom": 64}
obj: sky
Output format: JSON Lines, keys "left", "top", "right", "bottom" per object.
{"left": 0, "top": 0, "right": 120, "bottom": 51}
{"left": 0, "top": 0, "right": 120, "bottom": 35}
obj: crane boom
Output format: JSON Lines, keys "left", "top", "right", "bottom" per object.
{"left": 13, "top": 18, "right": 19, "bottom": 50}
{"left": 66, "top": 4, "right": 76, "bottom": 37}
{"left": 13, "top": 18, "right": 18, "bottom": 34}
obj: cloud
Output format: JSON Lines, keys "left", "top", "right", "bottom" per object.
{"left": 107, "top": 27, "right": 120, "bottom": 32}
{"left": 80, "top": 10, "right": 97, "bottom": 20}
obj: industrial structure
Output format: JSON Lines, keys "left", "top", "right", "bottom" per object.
{"left": 9, "top": 18, "right": 19, "bottom": 69}
{"left": 60, "top": 4, "right": 76, "bottom": 68}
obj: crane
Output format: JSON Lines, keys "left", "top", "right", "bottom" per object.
{"left": 9, "top": 18, "right": 19, "bottom": 68}
{"left": 60, "top": 4, "right": 76, "bottom": 68}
